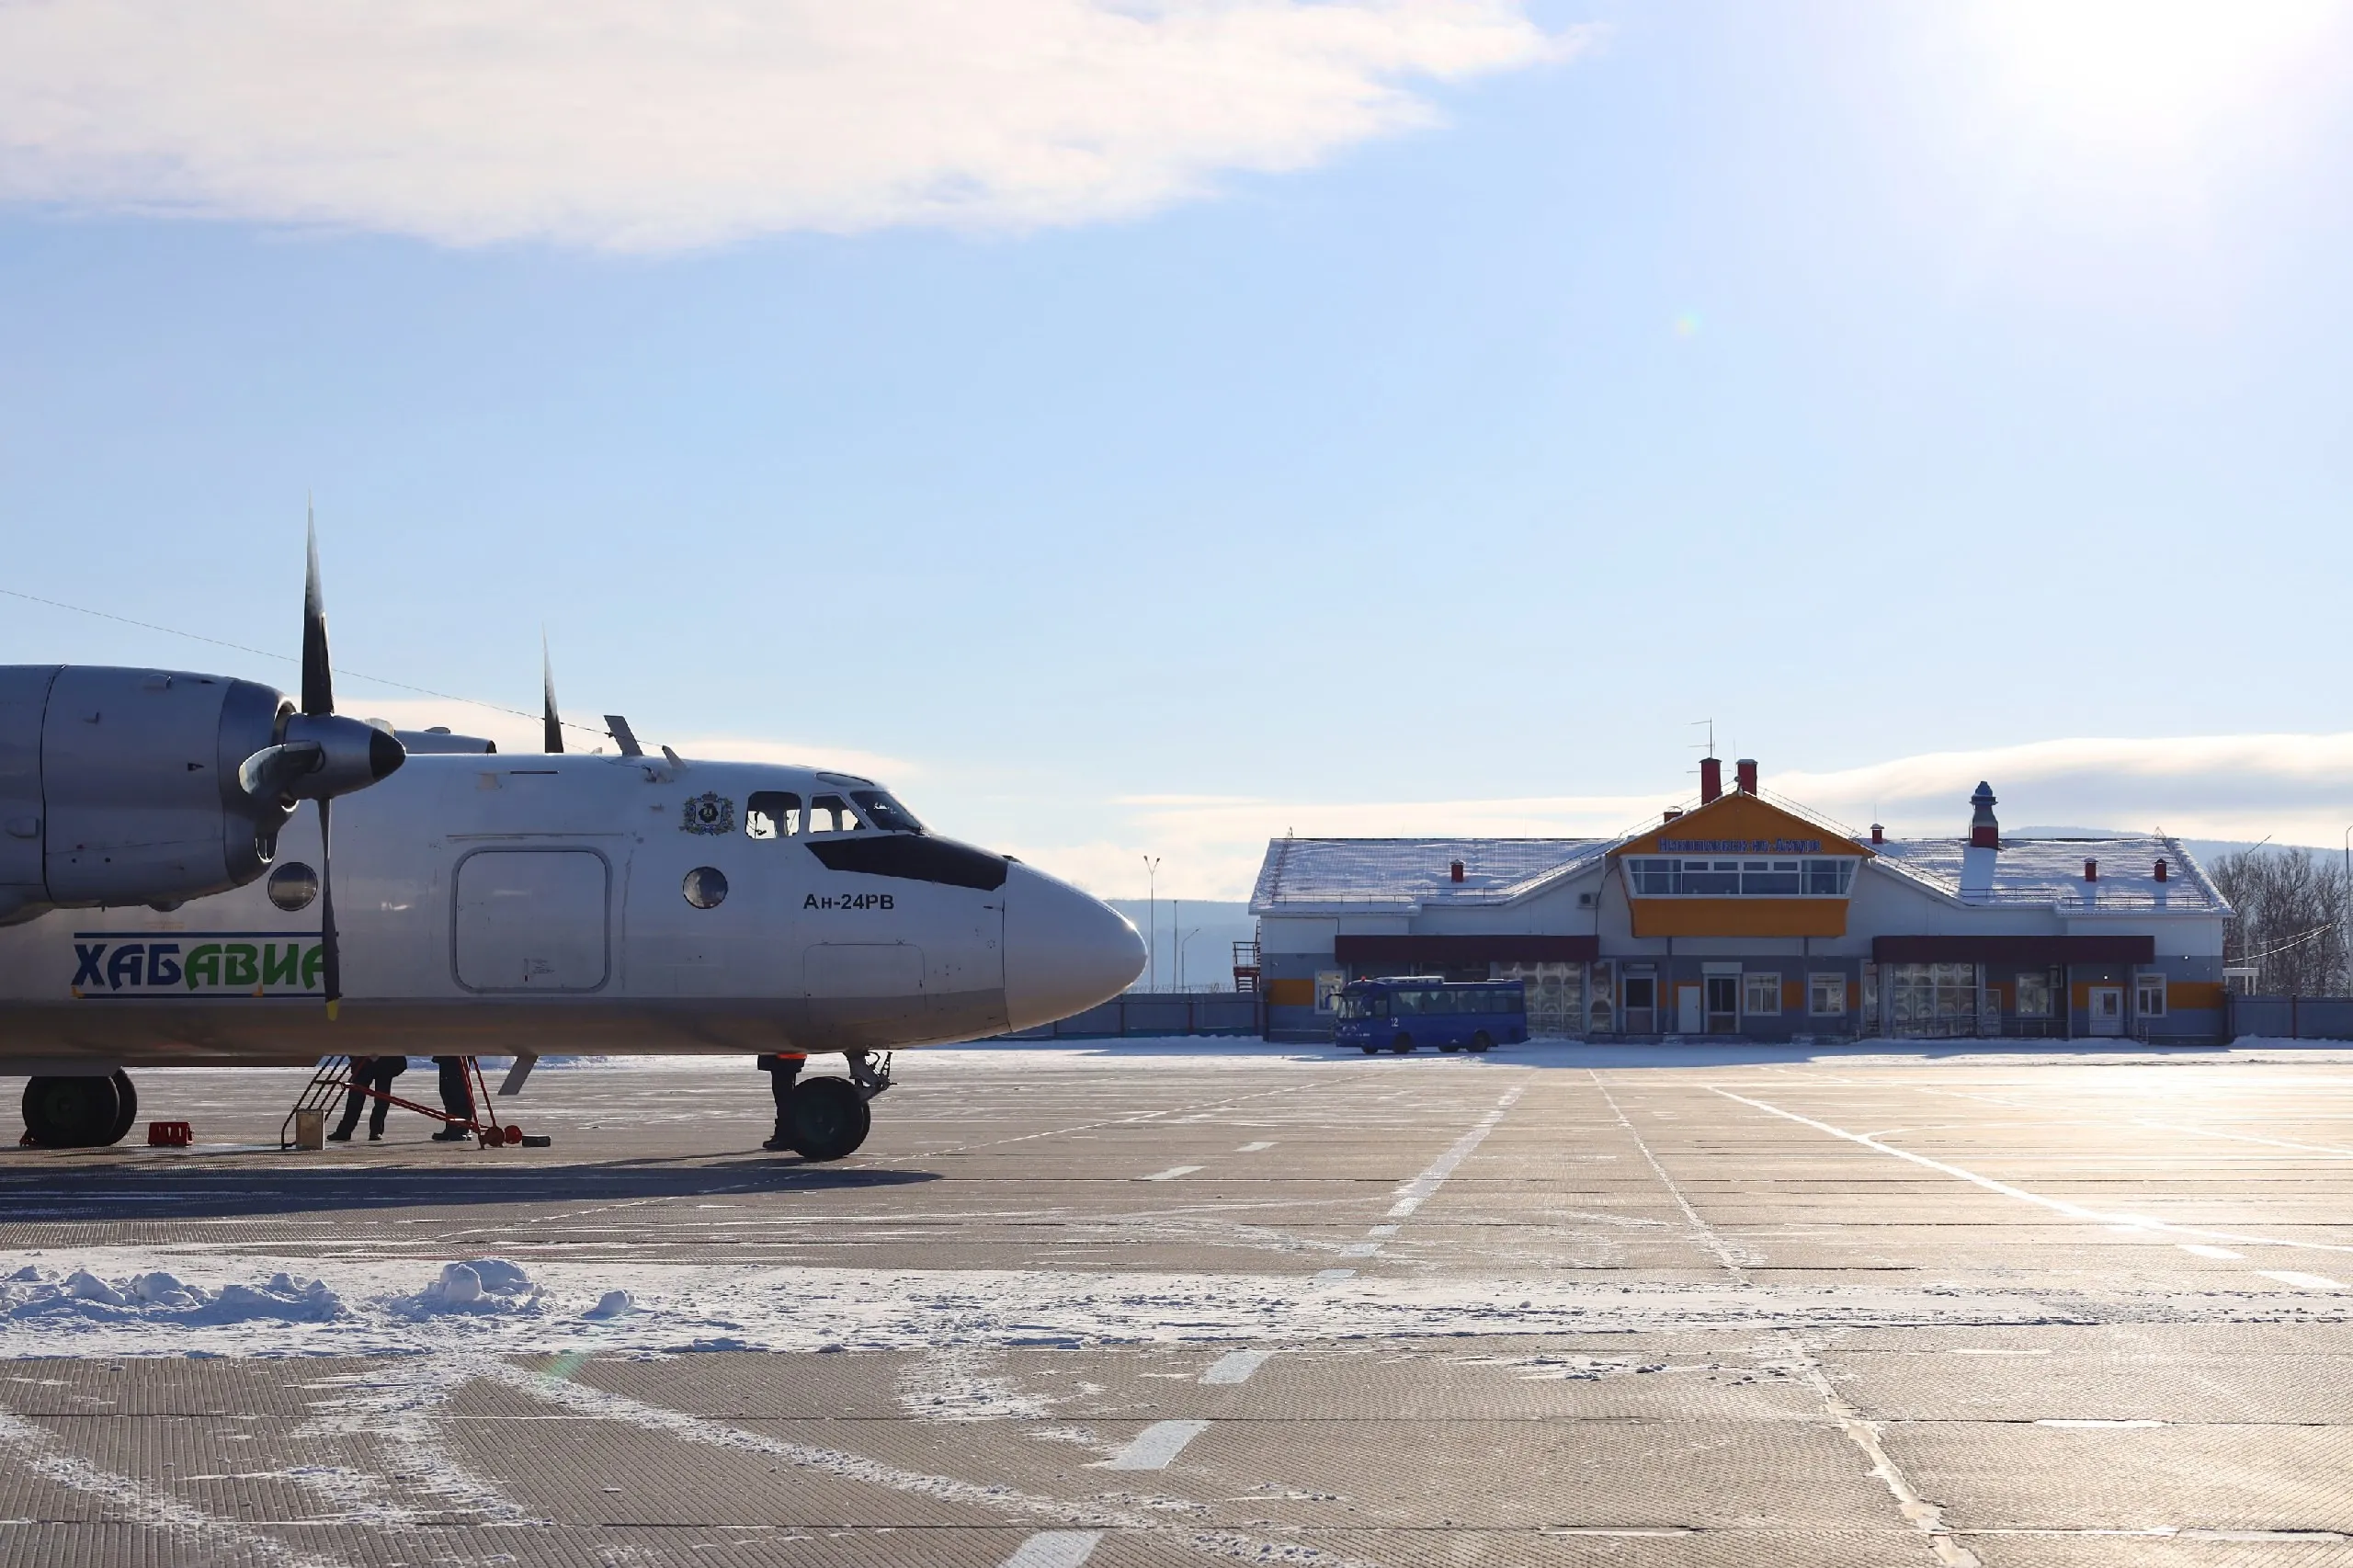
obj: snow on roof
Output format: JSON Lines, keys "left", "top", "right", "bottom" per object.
{"left": 1250, "top": 837, "right": 1611, "bottom": 915}
{"left": 1251, "top": 829, "right": 2228, "bottom": 918}
{"left": 1869, "top": 835, "right": 2228, "bottom": 914}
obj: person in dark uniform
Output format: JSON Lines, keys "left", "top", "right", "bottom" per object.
{"left": 758, "top": 1052, "right": 806, "bottom": 1151}
{"left": 327, "top": 1055, "right": 406, "bottom": 1142}
{"left": 431, "top": 1055, "right": 474, "bottom": 1142}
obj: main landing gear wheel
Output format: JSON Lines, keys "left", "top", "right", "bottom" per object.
{"left": 1390, "top": 1035, "right": 1415, "bottom": 1054}
{"left": 107, "top": 1071, "right": 139, "bottom": 1143}
{"left": 22, "top": 1074, "right": 120, "bottom": 1148}
{"left": 786, "top": 1077, "right": 872, "bottom": 1161}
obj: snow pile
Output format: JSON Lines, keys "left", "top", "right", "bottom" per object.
{"left": 1, "top": 1263, "right": 342, "bottom": 1335}
{"left": 392, "top": 1258, "right": 541, "bottom": 1318}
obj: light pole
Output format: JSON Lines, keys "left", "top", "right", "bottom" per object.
{"left": 1177, "top": 926, "right": 1202, "bottom": 991}
{"left": 1142, "top": 855, "right": 1161, "bottom": 993}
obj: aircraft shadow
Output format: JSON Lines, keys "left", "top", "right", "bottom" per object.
{"left": 0, "top": 1156, "right": 940, "bottom": 1223}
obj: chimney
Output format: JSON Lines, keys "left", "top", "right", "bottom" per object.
{"left": 1699, "top": 756, "right": 1722, "bottom": 804}
{"left": 1870, "top": 823, "right": 1883, "bottom": 845}
{"left": 1734, "top": 757, "right": 1758, "bottom": 794}
{"left": 1961, "top": 781, "right": 1999, "bottom": 897}
{"left": 2084, "top": 858, "right": 2098, "bottom": 882}
{"left": 1663, "top": 809, "right": 1683, "bottom": 823}
{"left": 2155, "top": 858, "right": 2168, "bottom": 882}
{"left": 1449, "top": 860, "right": 1464, "bottom": 883}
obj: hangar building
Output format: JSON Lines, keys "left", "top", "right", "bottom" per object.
{"left": 1247, "top": 759, "right": 2229, "bottom": 1043}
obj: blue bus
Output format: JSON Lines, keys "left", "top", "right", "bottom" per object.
{"left": 1333, "top": 976, "right": 1527, "bottom": 1055}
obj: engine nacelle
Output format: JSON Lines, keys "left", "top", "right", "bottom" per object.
{"left": 0, "top": 665, "right": 403, "bottom": 924}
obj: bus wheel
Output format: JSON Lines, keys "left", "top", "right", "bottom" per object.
{"left": 1468, "top": 1031, "right": 1494, "bottom": 1053}
{"left": 1390, "top": 1035, "right": 1414, "bottom": 1054}
{"left": 1438, "top": 1042, "right": 1460, "bottom": 1053}
{"left": 1359, "top": 1044, "right": 1379, "bottom": 1055}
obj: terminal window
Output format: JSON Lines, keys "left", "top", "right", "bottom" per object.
{"left": 1808, "top": 973, "right": 1846, "bottom": 1017}
{"left": 2015, "top": 971, "right": 2052, "bottom": 1017}
{"left": 2135, "top": 974, "right": 2167, "bottom": 1017}
{"left": 1624, "top": 857, "right": 1857, "bottom": 896}
{"left": 1743, "top": 972, "right": 1781, "bottom": 1016}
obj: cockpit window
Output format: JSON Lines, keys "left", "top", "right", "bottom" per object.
{"left": 746, "top": 791, "right": 801, "bottom": 839}
{"left": 806, "top": 793, "right": 863, "bottom": 834}
{"left": 848, "top": 790, "right": 924, "bottom": 834}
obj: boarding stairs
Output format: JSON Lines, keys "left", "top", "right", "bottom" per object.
{"left": 278, "top": 1055, "right": 542, "bottom": 1150}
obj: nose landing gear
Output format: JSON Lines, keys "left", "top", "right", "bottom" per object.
{"left": 779, "top": 1051, "right": 892, "bottom": 1162}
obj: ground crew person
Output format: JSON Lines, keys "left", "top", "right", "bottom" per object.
{"left": 431, "top": 1055, "right": 474, "bottom": 1142}
{"left": 327, "top": 1055, "right": 406, "bottom": 1142}
{"left": 758, "top": 1052, "right": 806, "bottom": 1150}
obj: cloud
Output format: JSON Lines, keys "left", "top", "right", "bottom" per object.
{"left": 0, "top": 1, "right": 1576, "bottom": 250}
{"left": 1039, "top": 733, "right": 2353, "bottom": 901}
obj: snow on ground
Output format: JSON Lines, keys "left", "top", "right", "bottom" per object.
{"left": 0, "top": 1246, "right": 2080, "bottom": 1360}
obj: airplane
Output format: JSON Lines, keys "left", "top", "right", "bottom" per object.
{"left": 0, "top": 535, "right": 1146, "bottom": 1157}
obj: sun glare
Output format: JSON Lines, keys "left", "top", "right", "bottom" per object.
{"left": 1971, "top": 0, "right": 2342, "bottom": 151}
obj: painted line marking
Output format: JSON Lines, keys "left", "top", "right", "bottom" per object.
{"left": 1387, "top": 1083, "right": 1526, "bottom": 1219}
{"left": 1709, "top": 1087, "right": 2353, "bottom": 1256}
{"left": 1313, "top": 1267, "right": 1357, "bottom": 1281}
{"left": 1201, "top": 1349, "right": 1271, "bottom": 1385}
{"left": 1338, "top": 1242, "right": 1381, "bottom": 1257}
{"left": 1098, "top": 1419, "right": 1211, "bottom": 1471}
{"left": 2036, "top": 1419, "right": 2164, "bottom": 1429}
{"left": 1236, "top": 1141, "right": 1275, "bottom": 1153}
{"left": 2179, "top": 1244, "right": 2244, "bottom": 1260}
{"left": 1366, "top": 1222, "right": 1400, "bottom": 1237}
{"left": 1138, "top": 1165, "right": 1202, "bottom": 1182}
{"left": 2257, "top": 1270, "right": 2347, "bottom": 1291}
{"left": 1001, "top": 1532, "right": 1104, "bottom": 1568}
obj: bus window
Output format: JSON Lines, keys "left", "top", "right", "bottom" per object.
{"left": 746, "top": 791, "right": 801, "bottom": 839}
{"left": 849, "top": 790, "right": 925, "bottom": 834}
{"left": 806, "top": 794, "right": 863, "bottom": 834}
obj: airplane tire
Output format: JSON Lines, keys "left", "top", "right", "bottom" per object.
{"left": 787, "top": 1077, "right": 870, "bottom": 1161}
{"left": 22, "top": 1075, "right": 120, "bottom": 1148}
{"left": 107, "top": 1072, "right": 140, "bottom": 1144}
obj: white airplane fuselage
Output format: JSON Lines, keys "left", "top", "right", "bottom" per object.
{"left": 0, "top": 753, "right": 1143, "bottom": 1071}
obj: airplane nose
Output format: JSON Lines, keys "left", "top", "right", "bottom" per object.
{"left": 1002, "top": 862, "right": 1147, "bottom": 1030}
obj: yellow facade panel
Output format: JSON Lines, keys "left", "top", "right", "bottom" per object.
{"left": 1265, "top": 978, "right": 1316, "bottom": 1007}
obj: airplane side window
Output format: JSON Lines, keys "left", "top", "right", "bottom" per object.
{"left": 848, "top": 790, "right": 925, "bottom": 835}
{"left": 746, "top": 791, "right": 801, "bottom": 839}
{"left": 807, "top": 793, "right": 864, "bottom": 835}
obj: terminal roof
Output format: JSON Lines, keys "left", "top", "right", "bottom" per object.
{"left": 1872, "top": 834, "right": 2228, "bottom": 914}
{"left": 1250, "top": 837, "right": 1611, "bottom": 915}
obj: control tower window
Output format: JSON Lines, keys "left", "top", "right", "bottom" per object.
{"left": 806, "top": 793, "right": 864, "bottom": 835}
{"left": 848, "top": 790, "right": 925, "bottom": 834}
{"left": 746, "top": 791, "right": 801, "bottom": 839}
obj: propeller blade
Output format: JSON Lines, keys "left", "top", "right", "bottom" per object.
{"left": 237, "top": 740, "right": 324, "bottom": 802}
{"left": 301, "top": 505, "right": 334, "bottom": 717}
{"left": 542, "top": 632, "right": 563, "bottom": 755}
{"left": 317, "top": 794, "right": 340, "bottom": 1020}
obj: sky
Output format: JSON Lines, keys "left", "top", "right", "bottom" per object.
{"left": 4, "top": 0, "right": 2352, "bottom": 898}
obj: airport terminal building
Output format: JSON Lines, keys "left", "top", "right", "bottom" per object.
{"left": 1248, "top": 760, "right": 2230, "bottom": 1043}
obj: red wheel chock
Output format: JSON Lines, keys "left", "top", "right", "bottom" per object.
{"left": 147, "top": 1121, "right": 193, "bottom": 1147}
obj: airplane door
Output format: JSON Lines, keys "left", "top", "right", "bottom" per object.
{"left": 454, "top": 848, "right": 610, "bottom": 992}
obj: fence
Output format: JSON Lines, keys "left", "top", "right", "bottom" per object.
{"left": 999, "top": 991, "right": 1263, "bottom": 1040}
{"left": 2228, "top": 994, "right": 2353, "bottom": 1040}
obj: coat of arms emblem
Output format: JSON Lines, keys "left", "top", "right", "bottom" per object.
{"left": 681, "top": 792, "right": 735, "bottom": 835}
